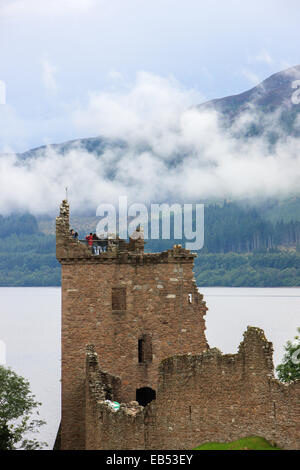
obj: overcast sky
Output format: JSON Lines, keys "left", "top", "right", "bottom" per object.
{"left": 0, "top": 0, "right": 300, "bottom": 153}
{"left": 0, "top": 0, "right": 300, "bottom": 214}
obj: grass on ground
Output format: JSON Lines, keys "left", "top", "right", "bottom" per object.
{"left": 194, "top": 436, "right": 281, "bottom": 450}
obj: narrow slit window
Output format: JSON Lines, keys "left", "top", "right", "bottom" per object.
{"left": 112, "top": 287, "right": 126, "bottom": 310}
{"left": 138, "top": 338, "right": 143, "bottom": 363}
{"left": 188, "top": 293, "right": 193, "bottom": 304}
{"left": 138, "top": 334, "right": 152, "bottom": 363}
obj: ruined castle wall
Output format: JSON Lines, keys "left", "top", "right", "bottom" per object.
{"left": 85, "top": 347, "right": 145, "bottom": 450}
{"left": 269, "top": 379, "right": 300, "bottom": 449}
{"left": 146, "top": 328, "right": 300, "bottom": 450}
{"left": 85, "top": 327, "right": 299, "bottom": 450}
{"left": 86, "top": 402, "right": 146, "bottom": 450}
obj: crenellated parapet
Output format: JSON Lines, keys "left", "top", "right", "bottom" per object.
{"left": 56, "top": 199, "right": 199, "bottom": 264}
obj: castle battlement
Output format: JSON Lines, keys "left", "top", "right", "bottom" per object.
{"left": 56, "top": 199, "right": 196, "bottom": 264}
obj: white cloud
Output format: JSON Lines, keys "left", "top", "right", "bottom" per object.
{"left": 1, "top": 71, "right": 300, "bottom": 215}
{"left": 41, "top": 59, "right": 58, "bottom": 95}
{"left": 251, "top": 49, "right": 273, "bottom": 65}
{"left": 73, "top": 72, "right": 203, "bottom": 152}
{"left": 107, "top": 70, "right": 127, "bottom": 83}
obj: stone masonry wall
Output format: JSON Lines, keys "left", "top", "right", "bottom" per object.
{"left": 57, "top": 201, "right": 208, "bottom": 450}
{"left": 86, "top": 328, "right": 300, "bottom": 450}
{"left": 57, "top": 201, "right": 299, "bottom": 450}
{"left": 148, "top": 327, "right": 300, "bottom": 450}
{"left": 85, "top": 346, "right": 145, "bottom": 450}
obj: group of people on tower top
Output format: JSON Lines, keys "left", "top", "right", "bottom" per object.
{"left": 86, "top": 232, "right": 107, "bottom": 254}
{"left": 69, "top": 228, "right": 107, "bottom": 254}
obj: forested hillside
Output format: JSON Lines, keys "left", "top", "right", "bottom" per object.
{"left": 194, "top": 252, "right": 300, "bottom": 287}
{"left": 0, "top": 215, "right": 60, "bottom": 286}
{"left": 203, "top": 202, "right": 300, "bottom": 252}
{"left": 0, "top": 204, "right": 299, "bottom": 287}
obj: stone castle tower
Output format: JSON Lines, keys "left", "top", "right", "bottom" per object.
{"left": 56, "top": 200, "right": 209, "bottom": 450}
{"left": 56, "top": 200, "right": 299, "bottom": 450}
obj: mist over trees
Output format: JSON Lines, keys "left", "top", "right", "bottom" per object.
{"left": 0, "top": 214, "right": 38, "bottom": 238}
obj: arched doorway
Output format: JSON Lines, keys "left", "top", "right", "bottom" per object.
{"left": 136, "top": 387, "right": 156, "bottom": 407}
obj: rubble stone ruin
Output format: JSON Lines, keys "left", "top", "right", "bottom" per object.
{"left": 56, "top": 200, "right": 300, "bottom": 450}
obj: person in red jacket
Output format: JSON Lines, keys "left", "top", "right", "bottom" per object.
{"left": 86, "top": 233, "right": 93, "bottom": 249}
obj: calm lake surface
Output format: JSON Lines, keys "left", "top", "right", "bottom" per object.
{"left": 0, "top": 286, "right": 299, "bottom": 448}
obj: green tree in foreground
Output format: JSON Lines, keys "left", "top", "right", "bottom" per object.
{"left": 0, "top": 365, "right": 47, "bottom": 450}
{"left": 276, "top": 328, "right": 300, "bottom": 383}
